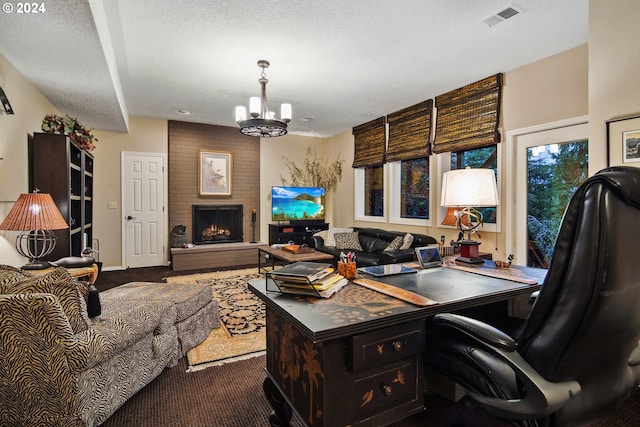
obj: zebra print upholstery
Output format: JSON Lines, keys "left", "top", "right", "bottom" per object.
{"left": 0, "top": 266, "right": 219, "bottom": 426}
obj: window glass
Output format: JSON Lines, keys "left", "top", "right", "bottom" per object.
{"left": 400, "top": 158, "right": 429, "bottom": 219}
{"left": 527, "top": 140, "right": 588, "bottom": 267}
{"left": 364, "top": 166, "right": 384, "bottom": 217}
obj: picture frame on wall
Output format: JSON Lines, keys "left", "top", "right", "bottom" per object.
{"left": 199, "top": 150, "right": 232, "bottom": 196}
{"left": 607, "top": 114, "right": 640, "bottom": 167}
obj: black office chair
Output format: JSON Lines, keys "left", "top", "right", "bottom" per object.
{"left": 423, "top": 166, "right": 640, "bottom": 427}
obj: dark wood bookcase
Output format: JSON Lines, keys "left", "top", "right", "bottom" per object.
{"left": 29, "top": 132, "right": 94, "bottom": 260}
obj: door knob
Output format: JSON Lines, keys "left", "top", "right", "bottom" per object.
{"left": 126, "top": 215, "right": 136, "bottom": 220}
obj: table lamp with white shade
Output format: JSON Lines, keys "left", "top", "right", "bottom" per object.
{"left": 441, "top": 167, "right": 499, "bottom": 264}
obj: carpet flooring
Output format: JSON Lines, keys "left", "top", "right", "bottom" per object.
{"left": 96, "top": 265, "right": 640, "bottom": 426}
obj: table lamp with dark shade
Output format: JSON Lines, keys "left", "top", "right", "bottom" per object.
{"left": 441, "top": 167, "right": 499, "bottom": 264}
{"left": 0, "top": 191, "right": 69, "bottom": 269}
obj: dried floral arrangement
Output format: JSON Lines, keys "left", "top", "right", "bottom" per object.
{"left": 281, "top": 147, "right": 344, "bottom": 193}
{"left": 41, "top": 114, "right": 98, "bottom": 151}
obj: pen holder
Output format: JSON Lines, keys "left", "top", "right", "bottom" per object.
{"left": 338, "top": 261, "right": 357, "bottom": 279}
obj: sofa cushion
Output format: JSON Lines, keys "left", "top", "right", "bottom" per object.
{"left": 8, "top": 268, "right": 90, "bottom": 334}
{"left": 384, "top": 236, "right": 404, "bottom": 251}
{"left": 335, "top": 232, "right": 363, "bottom": 251}
{"left": 325, "top": 227, "right": 353, "bottom": 246}
{"left": 399, "top": 233, "right": 414, "bottom": 250}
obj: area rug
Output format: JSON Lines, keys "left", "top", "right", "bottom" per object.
{"left": 165, "top": 267, "right": 268, "bottom": 371}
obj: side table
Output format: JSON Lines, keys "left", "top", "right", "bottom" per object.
{"left": 31, "top": 263, "right": 99, "bottom": 284}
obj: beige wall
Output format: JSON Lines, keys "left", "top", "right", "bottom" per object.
{"left": 588, "top": 0, "right": 640, "bottom": 175}
{"left": 259, "top": 133, "right": 325, "bottom": 240}
{"left": 91, "top": 118, "right": 168, "bottom": 268}
{"left": 502, "top": 44, "right": 588, "bottom": 131}
{"left": 0, "top": 53, "right": 59, "bottom": 266}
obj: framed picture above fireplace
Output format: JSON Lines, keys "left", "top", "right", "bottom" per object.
{"left": 199, "top": 150, "right": 232, "bottom": 196}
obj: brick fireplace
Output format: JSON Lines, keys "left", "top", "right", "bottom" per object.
{"left": 169, "top": 122, "right": 265, "bottom": 271}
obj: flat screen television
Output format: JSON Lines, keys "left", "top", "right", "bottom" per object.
{"left": 271, "top": 186, "right": 325, "bottom": 222}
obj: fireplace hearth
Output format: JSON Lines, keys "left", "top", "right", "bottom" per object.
{"left": 192, "top": 204, "right": 243, "bottom": 244}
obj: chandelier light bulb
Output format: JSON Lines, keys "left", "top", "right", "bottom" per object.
{"left": 235, "top": 106, "right": 247, "bottom": 123}
{"left": 249, "top": 97, "right": 261, "bottom": 118}
{"left": 281, "top": 103, "right": 292, "bottom": 122}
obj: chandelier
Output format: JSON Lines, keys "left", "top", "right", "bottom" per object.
{"left": 235, "top": 60, "right": 291, "bottom": 138}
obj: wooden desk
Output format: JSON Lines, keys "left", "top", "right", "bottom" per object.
{"left": 249, "top": 263, "right": 546, "bottom": 427}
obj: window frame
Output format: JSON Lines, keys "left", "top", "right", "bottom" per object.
{"left": 388, "top": 159, "right": 433, "bottom": 227}
{"left": 354, "top": 165, "right": 388, "bottom": 223}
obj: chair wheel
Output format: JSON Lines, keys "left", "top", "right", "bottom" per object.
{"left": 269, "top": 410, "right": 289, "bottom": 427}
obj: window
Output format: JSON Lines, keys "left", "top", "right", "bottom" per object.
{"left": 400, "top": 158, "right": 429, "bottom": 219}
{"left": 355, "top": 165, "right": 385, "bottom": 220}
{"left": 526, "top": 140, "right": 588, "bottom": 267}
{"left": 506, "top": 117, "right": 588, "bottom": 266}
{"left": 438, "top": 145, "right": 500, "bottom": 231}
{"left": 389, "top": 158, "right": 430, "bottom": 225}
{"left": 363, "top": 165, "right": 384, "bottom": 217}
{"left": 450, "top": 146, "right": 498, "bottom": 225}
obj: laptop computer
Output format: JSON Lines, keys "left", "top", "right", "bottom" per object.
{"left": 415, "top": 246, "right": 443, "bottom": 269}
{"left": 357, "top": 264, "right": 417, "bottom": 277}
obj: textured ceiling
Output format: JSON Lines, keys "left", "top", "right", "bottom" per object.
{"left": 0, "top": 0, "right": 588, "bottom": 137}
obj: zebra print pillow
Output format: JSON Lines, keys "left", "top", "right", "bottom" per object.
{"left": 8, "top": 268, "right": 91, "bottom": 334}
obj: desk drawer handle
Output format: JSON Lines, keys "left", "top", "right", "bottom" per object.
{"left": 383, "top": 385, "right": 393, "bottom": 396}
{"left": 393, "top": 341, "right": 403, "bottom": 352}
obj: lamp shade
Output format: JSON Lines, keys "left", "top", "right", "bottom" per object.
{"left": 441, "top": 168, "right": 499, "bottom": 207}
{"left": 0, "top": 192, "right": 68, "bottom": 231}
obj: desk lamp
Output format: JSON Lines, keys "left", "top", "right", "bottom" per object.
{"left": 0, "top": 191, "right": 69, "bottom": 269}
{"left": 441, "top": 167, "right": 499, "bottom": 264}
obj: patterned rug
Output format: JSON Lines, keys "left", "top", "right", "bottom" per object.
{"left": 165, "top": 267, "right": 267, "bottom": 371}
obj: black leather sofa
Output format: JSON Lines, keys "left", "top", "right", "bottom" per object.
{"left": 309, "top": 227, "right": 438, "bottom": 267}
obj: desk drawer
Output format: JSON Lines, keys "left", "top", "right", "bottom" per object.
{"left": 348, "top": 357, "right": 420, "bottom": 424}
{"left": 348, "top": 320, "right": 425, "bottom": 373}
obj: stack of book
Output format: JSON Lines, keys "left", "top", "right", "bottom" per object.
{"left": 268, "top": 261, "right": 349, "bottom": 298}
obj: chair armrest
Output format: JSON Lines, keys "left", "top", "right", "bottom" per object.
{"left": 379, "top": 248, "right": 415, "bottom": 264}
{"left": 432, "top": 313, "right": 581, "bottom": 419}
{"left": 529, "top": 290, "right": 540, "bottom": 303}
{"left": 434, "top": 313, "right": 516, "bottom": 351}
{"left": 629, "top": 341, "right": 640, "bottom": 366}
{"left": 309, "top": 235, "right": 324, "bottom": 248}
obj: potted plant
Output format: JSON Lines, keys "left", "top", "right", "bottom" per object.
{"left": 41, "top": 114, "right": 98, "bottom": 151}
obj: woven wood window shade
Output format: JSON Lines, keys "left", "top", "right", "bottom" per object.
{"left": 386, "top": 100, "right": 433, "bottom": 162}
{"left": 352, "top": 117, "right": 386, "bottom": 168}
{"left": 433, "top": 73, "right": 503, "bottom": 154}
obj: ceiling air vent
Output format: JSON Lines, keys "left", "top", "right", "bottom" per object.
{"left": 483, "top": 4, "right": 524, "bottom": 27}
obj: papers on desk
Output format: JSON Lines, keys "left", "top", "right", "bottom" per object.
{"left": 268, "top": 261, "right": 348, "bottom": 298}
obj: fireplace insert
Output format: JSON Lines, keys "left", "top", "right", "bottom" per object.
{"left": 192, "top": 204, "right": 243, "bottom": 244}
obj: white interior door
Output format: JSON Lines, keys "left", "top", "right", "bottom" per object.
{"left": 122, "top": 152, "right": 167, "bottom": 268}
